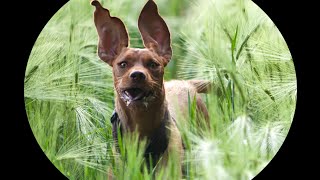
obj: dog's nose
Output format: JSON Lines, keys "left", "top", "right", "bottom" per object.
{"left": 130, "top": 71, "right": 146, "bottom": 81}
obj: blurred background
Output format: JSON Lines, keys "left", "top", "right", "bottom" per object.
{"left": 24, "top": 0, "right": 296, "bottom": 179}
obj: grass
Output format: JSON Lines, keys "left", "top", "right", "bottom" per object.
{"left": 24, "top": 0, "right": 296, "bottom": 179}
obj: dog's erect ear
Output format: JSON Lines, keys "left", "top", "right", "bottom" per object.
{"left": 138, "top": 0, "right": 172, "bottom": 66}
{"left": 91, "top": 0, "right": 129, "bottom": 66}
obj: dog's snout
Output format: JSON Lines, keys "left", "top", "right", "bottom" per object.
{"left": 130, "top": 71, "right": 146, "bottom": 81}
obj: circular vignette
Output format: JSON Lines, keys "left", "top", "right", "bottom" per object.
{"left": 24, "top": 0, "right": 297, "bottom": 179}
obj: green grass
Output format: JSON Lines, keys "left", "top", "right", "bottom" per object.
{"left": 24, "top": 0, "right": 296, "bottom": 179}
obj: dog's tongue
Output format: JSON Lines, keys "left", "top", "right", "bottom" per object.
{"left": 124, "top": 88, "right": 145, "bottom": 101}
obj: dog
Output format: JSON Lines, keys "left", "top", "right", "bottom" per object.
{"left": 91, "top": 0, "right": 210, "bottom": 176}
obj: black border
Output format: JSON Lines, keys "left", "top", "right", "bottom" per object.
{"left": 5, "top": 0, "right": 69, "bottom": 179}
{"left": 5, "top": 0, "right": 308, "bottom": 179}
{"left": 253, "top": 0, "right": 310, "bottom": 179}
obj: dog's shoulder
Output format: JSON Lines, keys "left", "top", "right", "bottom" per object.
{"left": 159, "top": 114, "right": 183, "bottom": 170}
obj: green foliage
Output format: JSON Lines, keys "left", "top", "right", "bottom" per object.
{"left": 24, "top": 0, "right": 296, "bottom": 179}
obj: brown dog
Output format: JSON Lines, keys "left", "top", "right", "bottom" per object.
{"left": 91, "top": 0, "right": 210, "bottom": 175}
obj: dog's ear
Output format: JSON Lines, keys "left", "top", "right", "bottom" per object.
{"left": 138, "top": 0, "right": 172, "bottom": 66}
{"left": 91, "top": 0, "right": 129, "bottom": 66}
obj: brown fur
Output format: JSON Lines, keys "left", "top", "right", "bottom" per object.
{"left": 91, "top": 0, "right": 210, "bottom": 176}
{"left": 113, "top": 49, "right": 167, "bottom": 137}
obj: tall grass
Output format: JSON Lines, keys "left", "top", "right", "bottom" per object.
{"left": 24, "top": 0, "right": 296, "bottom": 179}
{"left": 175, "top": 1, "right": 296, "bottom": 179}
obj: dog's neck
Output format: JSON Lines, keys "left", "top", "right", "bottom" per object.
{"left": 115, "top": 86, "right": 167, "bottom": 137}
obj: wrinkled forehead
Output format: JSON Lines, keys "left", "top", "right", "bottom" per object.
{"left": 117, "top": 48, "right": 160, "bottom": 62}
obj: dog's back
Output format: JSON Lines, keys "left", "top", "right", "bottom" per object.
{"left": 165, "top": 80, "right": 210, "bottom": 125}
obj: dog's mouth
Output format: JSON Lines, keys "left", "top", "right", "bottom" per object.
{"left": 120, "top": 88, "right": 155, "bottom": 107}
{"left": 123, "top": 88, "right": 147, "bottom": 101}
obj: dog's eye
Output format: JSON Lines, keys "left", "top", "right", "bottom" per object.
{"left": 148, "top": 61, "right": 159, "bottom": 69}
{"left": 119, "top": 62, "right": 127, "bottom": 68}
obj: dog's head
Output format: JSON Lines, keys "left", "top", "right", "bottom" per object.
{"left": 92, "top": 0, "right": 171, "bottom": 107}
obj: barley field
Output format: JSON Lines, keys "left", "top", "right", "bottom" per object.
{"left": 24, "top": 0, "right": 297, "bottom": 179}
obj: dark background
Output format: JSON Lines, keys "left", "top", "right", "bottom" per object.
{"left": 3, "top": 0, "right": 312, "bottom": 179}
